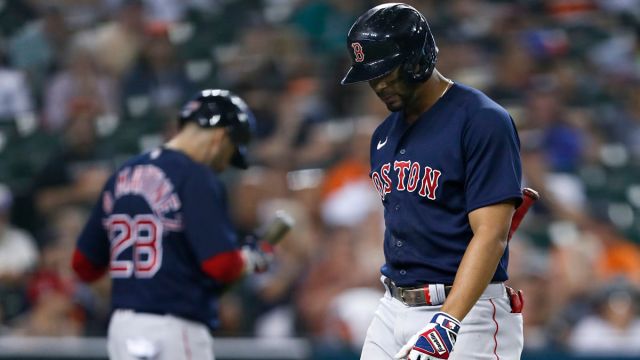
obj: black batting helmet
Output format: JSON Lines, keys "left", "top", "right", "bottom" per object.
{"left": 341, "top": 3, "right": 438, "bottom": 85}
{"left": 179, "top": 89, "right": 255, "bottom": 169}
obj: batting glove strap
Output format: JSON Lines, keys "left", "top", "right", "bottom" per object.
{"left": 394, "top": 312, "right": 461, "bottom": 360}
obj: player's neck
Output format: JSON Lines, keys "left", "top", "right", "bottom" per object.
{"left": 165, "top": 128, "right": 213, "bottom": 164}
{"left": 404, "top": 71, "right": 452, "bottom": 125}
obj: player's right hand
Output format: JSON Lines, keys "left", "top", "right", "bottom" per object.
{"left": 394, "top": 312, "right": 461, "bottom": 360}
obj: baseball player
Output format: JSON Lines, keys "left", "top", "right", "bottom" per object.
{"left": 341, "top": 4, "right": 524, "bottom": 360}
{"left": 71, "top": 89, "right": 270, "bottom": 360}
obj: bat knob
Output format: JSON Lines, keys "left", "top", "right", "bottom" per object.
{"left": 275, "top": 210, "right": 296, "bottom": 228}
{"left": 522, "top": 188, "right": 540, "bottom": 200}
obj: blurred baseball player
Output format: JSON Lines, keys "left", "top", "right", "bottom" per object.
{"left": 71, "top": 89, "right": 271, "bottom": 360}
{"left": 341, "top": 4, "right": 524, "bottom": 360}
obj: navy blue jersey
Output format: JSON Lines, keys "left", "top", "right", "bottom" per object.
{"left": 369, "top": 83, "right": 522, "bottom": 287}
{"left": 75, "top": 147, "right": 240, "bottom": 328}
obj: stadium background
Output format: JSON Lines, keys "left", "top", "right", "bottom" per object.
{"left": 0, "top": 0, "right": 639, "bottom": 359}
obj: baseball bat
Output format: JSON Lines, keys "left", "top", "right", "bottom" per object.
{"left": 507, "top": 188, "right": 540, "bottom": 242}
{"left": 259, "top": 210, "right": 295, "bottom": 245}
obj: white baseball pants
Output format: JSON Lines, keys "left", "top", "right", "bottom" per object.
{"left": 361, "top": 281, "right": 523, "bottom": 359}
{"left": 108, "top": 309, "right": 215, "bottom": 360}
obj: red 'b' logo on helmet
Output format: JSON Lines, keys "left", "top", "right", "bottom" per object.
{"left": 351, "top": 42, "right": 364, "bottom": 62}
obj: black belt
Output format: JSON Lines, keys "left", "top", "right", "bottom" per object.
{"left": 383, "top": 277, "right": 452, "bottom": 307}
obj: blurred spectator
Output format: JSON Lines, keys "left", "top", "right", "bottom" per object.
{"left": 251, "top": 200, "right": 316, "bottom": 338}
{"left": 321, "top": 287, "right": 381, "bottom": 353}
{"left": 29, "top": 0, "right": 107, "bottom": 29}
{"left": 506, "top": 237, "right": 553, "bottom": 350}
{"left": 43, "top": 44, "right": 117, "bottom": 132}
{"left": 121, "top": 22, "right": 192, "bottom": 120}
{"left": 0, "top": 307, "right": 5, "bottom": 334}
{"left": 548, "top": 221, "right": 600, "bottom": 309}
{"left": 8, "top": 6, "right": 70, "bottom": 94}
{"left": 296, "top": 222, "right": 380, "bottom": 338}
{"left": 0, "top": 51, "right": 34, "bottom": 121}
{"left": 254, "top": 73, "right": 334, "bottom": 169}
{"left": 12, "top": 207, "right": 91, "bottom": 336}
{"left": 587, "top": 218, "right": 640, "bottom": 287}
{"left": 89, "top": 0, "right": 146, "bottom": 78}
{"left": 0, "top": 184, "right": 38, "bottom": 281}
{"left": 0, "top": 184, "right": 39, "bottom": 326}
{"left": 320, "top": 118, "right": 377, "bottom": 228}
{"left": 215, "top": 25, "right": 300, "bottom": 90}
{"left": 588, "top": 20, "right": 640, "bottom": 80}
{"left": 520, "top": 148, "right": 590, "bottom": 224}
{"left": 32, "top": 106, "right": 113, "bottom": 220}
{"left": 609, "top": 82, "right": 640, "bottom": 159}
{"left": 624, "top": 83, "right": 640, "bottom": 159}
{"left": 288, "top": 0, "right": 362, "bottom": 56}
{"left": 0, "top": 1, "right": 37, "bottom": 37}
{"left": 107, "top": 0, "right": 219, "bottom": 22}
{"left": 568, "top": 280, "right": 640, "bottom": 356}
{"left": 525, "top": 78, "right": 587, "bottom": 173}
{"left": 0, "top": 40, "right": 35, "bottom": 122}
{"left": 10, "top": 270, "right": 82, "bottom": 337}
{"left": 52, "top": 206, "right": 111, "bottom": 336}
{"left": 486, "top": 36, "right": 535, "bottom": 105}
{"left": 216, "top": 292, "right": 246, "bottom": 336}
{"left": 10, "top": 206, "right": 88, "bottom": 337}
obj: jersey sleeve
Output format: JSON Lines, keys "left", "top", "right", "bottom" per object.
{"left": 463, "top": 107, "right": 523, "bottom": 213}
{"left": 73, "top": 185, "right": 111, "bottom": 281}
{"left": 181, "top": 170, "right": 243, "bottom": 282}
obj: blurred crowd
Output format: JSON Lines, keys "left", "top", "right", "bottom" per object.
{"left": 0, "top": 0, "right": 640, "bottom": 357}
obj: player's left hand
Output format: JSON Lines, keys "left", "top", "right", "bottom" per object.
{"left": 394, "top": 312, "right": 461, "bottom": 360}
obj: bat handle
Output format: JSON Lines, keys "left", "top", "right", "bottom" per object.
{"left": 261, "top": 210, "right": 295, "bottom": 245}
{"left": 508, "top": 188, "right": 540, "bottom": 242}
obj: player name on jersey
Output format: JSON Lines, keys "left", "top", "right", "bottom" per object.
{"left": 104, "top": 164, "right": 182, "bottom": 219}
{"left": 371, "top": 160, "right": 442, "bottom": 201}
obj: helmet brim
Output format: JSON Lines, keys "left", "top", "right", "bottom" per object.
{"left": 341, "top": 54, "right": 404, "bottom": 85}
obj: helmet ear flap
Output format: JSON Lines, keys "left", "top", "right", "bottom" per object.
{"left": 401, "top": 52, "right": 427, "bottom": 83}
{"left": 402, "top": 34, "right": 438, "bottom": 83}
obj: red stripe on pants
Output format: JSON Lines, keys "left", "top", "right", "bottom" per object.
{"left": 182, "top": 326, "right": 192, "bottom": 360}
{"left": 489, "top": 299, "right": 500, "bottom": 360}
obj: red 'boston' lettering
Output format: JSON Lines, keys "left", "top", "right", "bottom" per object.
{"left": 406, "top": 162, "right": 421, "bottom": 192}
{"left": 418, "top": 166, "right": 442, "bottom": 200}
{"left": 372, "top": 161, "right": 442, "bottom": 200}
{"left": 394, "top": 161, "right": 411, "bottom": 191}
{"left": 381, "top": 163, "right": 392, "bottom": 196}
{"left": 371, "top": 172, "right": 385, "bottom": 199}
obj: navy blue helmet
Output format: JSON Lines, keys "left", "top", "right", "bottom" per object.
{"left": 179, "top": 89, "right": 255, "bottom": 169}
{"left": 341, "top": 3, "right": 438, "bottom": 85}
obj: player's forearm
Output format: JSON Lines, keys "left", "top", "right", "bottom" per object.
{"left": 440, "top": 231, "right": 507, "bottom": 320}
{"left": 441, "top": 202, "right": 515, "bottom": 321}
{"left": 201, "top": 249, "right": 245, "bottom": 284}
